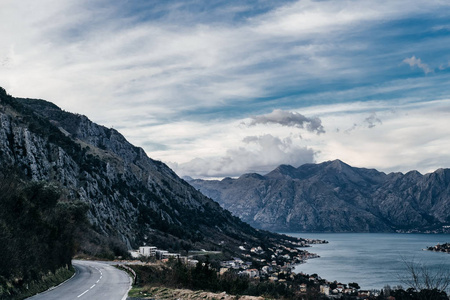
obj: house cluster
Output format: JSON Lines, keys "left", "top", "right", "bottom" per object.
{"left": 266, "top": 243, "right": 320, "bottom": 266}
{"left": 426, "top": 242, "right": 450, "bottom": 253}
{"left": 128, "top": 240, "right": 382, "bottom": 299}
{"left": 129, "top": 246, "right": 198, "bottom": 266}
{"left": 396, "top": 225, "right": 450, "bottom": 234}
{"left": 219, "top": 256, "right": 296, "bottom": 282}
{"left": 297, "top": 274, "right": 378, "bottom": 299}
{"left": 218, "top": 242, "right": 321, "bottom": 282}
{"left": 217, "top": 257, "right": 373, "bottom": 300}
{"left": 284, "top": 238, "right": 329, "bottom": 247}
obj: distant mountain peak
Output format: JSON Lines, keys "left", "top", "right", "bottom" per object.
{"left": 265, "top": 164, "right": 298, "bottom": 179}
{"left": 182, "top": 175, "right": 194, "bottom": 181}
{"left": 324, "top": 159, "right": 351, "bottom": 170}
{"left": 188, "top": 160, "right": 450, "bottom": 233}
{"left": 405, "top": 170, "right": 422, "bottom": 177}
{"left": 238, "top": 173, "right": 265, "bottom": 180}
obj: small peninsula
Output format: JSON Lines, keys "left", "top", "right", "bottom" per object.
{"left": 427, "top": 243, "right": 450, "bottom": 253}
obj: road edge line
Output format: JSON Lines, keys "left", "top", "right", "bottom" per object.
{"left": 118, "top": 264, "right": 133, "bottom": 300}
{"left": 26, "top": 263, "right": 78, "bottom": 299}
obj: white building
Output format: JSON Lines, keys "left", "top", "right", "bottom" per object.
{"left": 139, "top": 246, "right": 157, "bottom": 257}
{"left": 320, "top": 285, "right": 330, "bottom": 296}
{"left": 155, "top": 249, "right": 168, "bottom": 259}
{"left": 129, "top": 250, "right": 140, "bottom": 258}
{"left": 164, "top": 253, "right": 181, "bottom": 259}
{"left": 240, "top": 269, "right": 260, "bottom": 278}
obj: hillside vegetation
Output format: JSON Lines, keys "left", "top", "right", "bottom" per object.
{"left": 0, "top": 171, "right": 86, "bottom": 299}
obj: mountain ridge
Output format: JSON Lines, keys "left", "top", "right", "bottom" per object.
{"left": 188, "top": 160, "right": 450, "bottom": 232}
{"left": 0, "top": 87, "right": 304, "bottom": 256}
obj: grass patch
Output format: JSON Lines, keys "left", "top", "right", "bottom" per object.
{"left": 127, "top": 286, "right": 148, "bottom": 298}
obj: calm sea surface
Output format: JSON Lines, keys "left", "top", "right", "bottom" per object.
{"left": 285, "top": 233, "right": 450, "bottom": 290}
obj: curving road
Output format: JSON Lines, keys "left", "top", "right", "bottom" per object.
{"left": 27, "top": 260, "right": 131, "bottom": 300}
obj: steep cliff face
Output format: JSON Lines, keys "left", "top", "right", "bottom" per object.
{"left": 189, "top": 160, "right": 450, "bottom": 232}
{"left": 0, "top": 88, "right": 293, "bottom": 253}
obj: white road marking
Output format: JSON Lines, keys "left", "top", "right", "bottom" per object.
{"left": 76, "top": 265, "right": 101, "bottom": 298}
{"left": 77, "top": 290, "right": 89, "bottom": 298}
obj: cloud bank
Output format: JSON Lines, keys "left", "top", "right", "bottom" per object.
{"left": 171, "top": 134, "right": 314, "bottom": 178}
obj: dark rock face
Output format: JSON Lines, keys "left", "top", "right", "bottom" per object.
{"left": 0, "top": 88, "right": 284, "bottom": 251}
{"left": 189, "top": 160, "right": 450, "bottom": 232}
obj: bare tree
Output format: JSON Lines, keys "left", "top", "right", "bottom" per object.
{"left": 399, "top": 258, "right": 450, "bottom": 297}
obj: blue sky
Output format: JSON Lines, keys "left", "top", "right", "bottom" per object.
{"left": 2, "top": 0, "right": 450, "bottom": 178}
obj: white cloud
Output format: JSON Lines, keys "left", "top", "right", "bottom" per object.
{"left": 309, "top": 99, "right": 450, "bottom": 174}
{"left": 1, "top": 0, "right": 444, "bottom": 121}
{"left": 247, "top": 109, "right": 325, "bottom": 134}
{"left": 166, "top": 98, "right": 450, "bottom": 178}
{"left": 170, "top": 134, "right": 315, "bottom": 178}
{"left": 403, "top": 56, "right": 433, "bottom": 74}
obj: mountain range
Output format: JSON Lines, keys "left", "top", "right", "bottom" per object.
{"left": 188, "top": 160, "right": 450, "bottom": 232}
{"left": 0, "top": 87, "right": 301, "bottom": 256}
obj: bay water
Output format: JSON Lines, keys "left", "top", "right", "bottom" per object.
{"left": 285, "top": 233, "right": 450, "bottom": 290}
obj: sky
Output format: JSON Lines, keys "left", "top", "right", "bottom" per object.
{"left": 1, "top": 0, "right": 450, "bottom": 179}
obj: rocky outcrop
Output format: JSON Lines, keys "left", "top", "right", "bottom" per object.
{"left": 189, "top": 160, "right": 450, "bottom": 232}
{"left": 0, "top": 88, "right": 298, "bottom": 252}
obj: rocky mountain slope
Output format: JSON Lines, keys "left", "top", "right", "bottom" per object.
{"left": 0, "top": 87, "right": 302, "bottom": 254}
{"left": 188, "top": 160, "right": 450, "bottom": 232}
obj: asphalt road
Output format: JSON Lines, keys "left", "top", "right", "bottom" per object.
{"left": 27, "top": 260, "right": 131, "bottom": 300}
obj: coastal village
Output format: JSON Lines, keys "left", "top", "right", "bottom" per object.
{"left": 129, "top": 238, "right": 324, "bottom": 273}
{"left": 426, "top": 242, "right": 450, "bottom": 253}
{"left": 126, "top": 239, "right": 385, "bottom": 299}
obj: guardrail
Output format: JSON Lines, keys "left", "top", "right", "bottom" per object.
{"left": 117, "top": 265, "right": 137, "bottom": 285}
